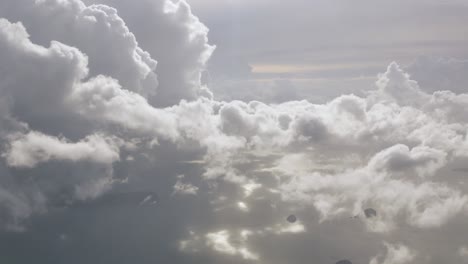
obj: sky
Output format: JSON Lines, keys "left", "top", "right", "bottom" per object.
{"left": 0, "top": 0, "right": 468, "bottom": 264}
{"left": 188, "top": 0, "right": 468, "bottom": 102}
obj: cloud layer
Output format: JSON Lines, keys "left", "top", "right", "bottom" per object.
{"left": 0, "top": 1, "right": 468, "bottom": 263}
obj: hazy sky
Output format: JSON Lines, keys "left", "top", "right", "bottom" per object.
{"left": 188, "top": 0, "right": 468, "bottom": 102}
{"left": 0, "top": 1, "right": 468, "bottom": 264}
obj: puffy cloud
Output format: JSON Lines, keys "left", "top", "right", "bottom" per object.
{"left": 83, "top": 0, "right": 215, "bottom": 106}
{"left": 277, "top": 148, "right": 467, "bottom": 231}
{"left": 0, "top": 18, "right": 88, "bottom": 124}
{"left": 3, "top": 131, "right": 120, "bottom": 168}
{"left": 0, "top": 17, "right": 178, "bottom": 140}
{"left": 71, "top": 75, "right": 179, "bottom": 140}
{"left": 0, "top": 0, "right": 158, "bottom": 98}
{"left": 368, "top": 144, "right": 447, "bottom": 178}
{"left": 373, "top": 61, "right": 429, "bottom": 107}
{"left": 0, "top": 0, "right": 214, "bottom": 107}
{"left": 0, "top": 17, "right": 123, "bottom": 229}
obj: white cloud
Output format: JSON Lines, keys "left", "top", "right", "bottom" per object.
{"left": 173, "top": 175, "right": 199, "bottom": 195}
{"left": 0, "top": 0, "right": 158, "bottom": 98}
{"left": 71, "top": 75, "right": 180, "bottom": 140}
{"left": 270, "top": 221, "right": 306, "bottom": 234}
{"left": 183, "top": 230, "right": 260, "bottom": 260}
{"left": 368, "top": 144, "right": 447, "bottom": 178}
{"left": 83, "top": 0, "right": 215, "bottom": 106}
{"left": 373, "top": 62, "right": 429, "bottom": 107}
{"left": 3, "top": 131, "right": 120, "bottom": 168}
{"left": 205, "top": 230, "right": 238, "bottom": 255}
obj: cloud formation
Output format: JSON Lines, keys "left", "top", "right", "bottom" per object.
{"left": 4, "top": 131, "right": 120, "bottom": 168}
{"left": 0, "top": 0, "right": 468, "bottom": 263}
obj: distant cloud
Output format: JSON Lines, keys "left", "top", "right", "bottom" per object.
{"left": 406, "top": 56, "right": 468, "bottom": 94}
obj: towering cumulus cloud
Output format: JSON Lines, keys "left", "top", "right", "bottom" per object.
{"left": 83, "top": 0, "right": 216, "bottom": 106}
{"left": 0, "top": 1, "right": 468, "bottom": 263}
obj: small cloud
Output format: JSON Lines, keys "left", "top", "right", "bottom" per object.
{"left": 173, "top": 175, "right": 199, "bottom": 196}
{"left": 237, "top": 201, "right": 249, "bottom": 212}
{"left": 181, "top": 230, "right": 259, "bottom": 260}
{"left": 139, "top": 194, "right": 158, "bottom": 206}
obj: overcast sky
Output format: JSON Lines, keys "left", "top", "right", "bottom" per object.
{"left": 0, "top": 1, "right": 468, "bottom": 264}
{"left": 188, "top": 0, "right": 468, "bottom": 102}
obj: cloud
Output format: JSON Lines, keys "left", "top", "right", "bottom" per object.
{"left": 373, "top": 62, "right": 429, "bottom": 107}
{"left": 370, "top": 243, "right": 417, "bottom": 264}
{"left": 189, "top": 0, "right": 468, "bottom": 108}
{"left": 1, "top": 0, "right": 468, "bottom": 263}
{"left": 173, "top": 175, "right": 199, "bottom": 195}
{"left": 71, "top": 75, "right": 180, "bottom": 140}
{"left": 0, "top": 0, "right": 158, "bottom": 98}
{"left": 181, "top": 229, "right": 259, "bottom": 261}
{"left": 0, "top": 0, "right": 214, "bottom": 107}
{"left": 0, "top": 172, "right": 45, "bottom": 232}
{"left": 3, "top": 131, "right": 120, "bottom": 168}
{"left": 368, "top": 144, "right": 447, "bottom": 178}
{"left": 83, "top": 0, "right": 215, "bottom": 106}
